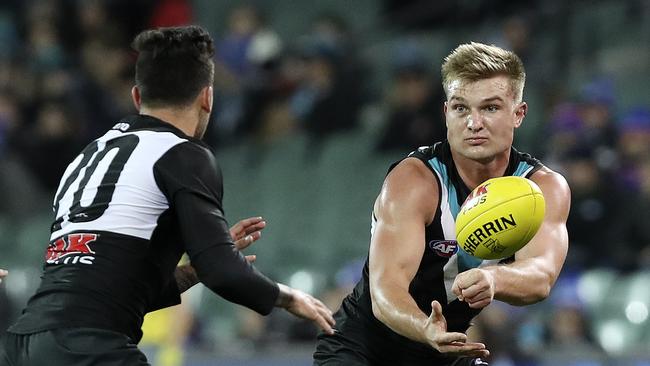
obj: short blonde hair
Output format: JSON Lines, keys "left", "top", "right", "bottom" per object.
{"left": 441, "top": 42, "right": 526, "bottom": 102}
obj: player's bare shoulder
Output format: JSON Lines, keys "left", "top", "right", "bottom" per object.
{"left": 529, "top": 165, "right": 571, "bottom": 216}
{"left": 384, "top": 158, "right": 438, "bottom": 196}
{"left": 529, "top": 166, "right": 570, "bottom": 196}
{"left": 375, "top": 157, "right": 439, "bottom": 223}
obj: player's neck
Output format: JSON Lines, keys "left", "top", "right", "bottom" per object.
{"left": 139, "top": 106, "right": 199, "bottom": 138}
{"left": 452, "top": 150, "right": 510, "bottom": 189}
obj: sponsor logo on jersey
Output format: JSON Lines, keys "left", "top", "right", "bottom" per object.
{"left": 46, "top": 233, "right": 98, "bottom": 265}
{"left": 429, "top": 240, "right": 458, "bottom": 257}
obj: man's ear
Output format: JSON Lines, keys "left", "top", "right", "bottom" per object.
{"left": 514, "top": 101, "right": 527, "bottom": 128}
{"left": 200, "top": 86, "right": 213, "bottom": 113}
{"left": 131, "top": 86, "right": 141, "bottom": 111}
{"left": 444, "top": 101, "right": 449, "bottom": 128}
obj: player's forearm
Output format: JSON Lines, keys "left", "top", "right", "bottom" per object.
{"left": 192, "top": 245, "right": 279, "bottom": 315}
{"left": 487, "top": 258, "right": 554, "bottom": 305}
{"left": 174, "top": 264, "right": 199, "bottom": 293}
{"left": 371, "top": 284, "right": 429, "bottom": 344}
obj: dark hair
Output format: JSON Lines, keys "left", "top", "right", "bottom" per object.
{"left": 132, "top": 25, "right": 214, "bottom": 107}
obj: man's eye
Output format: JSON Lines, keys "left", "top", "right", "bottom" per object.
{"left": 485, "top": 105, "right": 499, "bottom": 112}
{"left": 454, "top": 105, "right": 467, "bottom": 113}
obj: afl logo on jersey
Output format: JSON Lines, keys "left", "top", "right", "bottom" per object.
{"left": 429, "top": 240, "right": 458, "bottom": 257}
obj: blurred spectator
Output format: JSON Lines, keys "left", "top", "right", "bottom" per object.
{"left": 237, "top": 27, "right": 292, "bottom": 145}
{"left": 490, "top": 14, "right": 560, "bottom": 85}
{"left": 543, "top": 273, "right": 603, "bottom": 356}
{"left": 217, "top": 5, "right": 263, "bottom": 80}
{"left": 0, "top": 90, "right": 46, "bottom": 218}
{"left": 208, "top": 4, "right": 284, "bottom": 146}
{"left": 11, "top": 99, "right": 83, "bottom": 193}
{"left": 491, "top": 15, "right": 532, "bottom": 62}
{"left": 376, "top": 41, "right": 446, "bottom": 152}
{"left": 25, "top": 13, "right": 68, "bottom": 72}
{"left": 577, "top": 78, "right": 618, "bottom": 155}
{"left": 560, "top": 148, "right": 624, "bottom": 270}
{"left": 309, "top": 13, "right": 372, "bottom": 103}
{"left": 615, "top": 106, "right": 650, "bottom": 189}
{"left": 289, "top": 36, "right": 364, "bottom": 154}
{"left": 75, "top": 0, "right": 153, "bottom": 45}
{"left": 77, "top": 0, "right": 109, "bottom": 39}
{"left": 545, "top": 306, "right": 600, "bottom": 351}
{"left": 75, "top": 26, "right": 135, "bottom": 139}
{"left": 545, "top": 102, "right": 584, "bottom": 162}
{"left": 545, "top": 78, "right": 618, "bottom": 172}
{"left": 610, "top": 107, "right": 650, "bottom": 270}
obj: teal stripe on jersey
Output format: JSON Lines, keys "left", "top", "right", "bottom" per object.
{"left": 428, "top": 157, "right": 482, "bottom": 272}
{"left": 513, "top": 161, "right": 534, "bottom": 177}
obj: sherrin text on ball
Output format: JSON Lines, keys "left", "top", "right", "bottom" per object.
{"left": 455, "top": 176, "right": 545, "bottom": 260}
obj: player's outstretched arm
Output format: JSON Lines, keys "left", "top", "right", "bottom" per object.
{"left": 174, "top": 216, "right": 268, "bottom": 293}
{"left": 452, "top": 167, "right": 570, "bottom": 308}
{"left": 369, "top": 158, "right": 488, "bottom": 357}
{"left": 275, "top": 283, "right": 336, "bottom": 335}
{"left": 424, "top": 300, "right": 489, "bottom": 358}
{"left": 0, "top": 269, "right": 7, "bottom": 284}
{"left": 225, "top": 217, "right": 336, "bottom": 334}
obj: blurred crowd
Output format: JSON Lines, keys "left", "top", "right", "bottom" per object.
{"left": 0, "top": 0, "right": 649, "bottom": 365}
{"left": 547, "top": 80, "right": 650, "bottom": 273}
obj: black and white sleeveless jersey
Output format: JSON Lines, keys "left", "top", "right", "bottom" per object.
{"left": 9, "top": 114, "right": 279, "bottom": 342}
{"left": 337, "top": 141, "right": 542, "bottom": 360}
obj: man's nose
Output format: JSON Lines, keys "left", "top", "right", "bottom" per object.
{"left": 466, "top": 112, "right": 483, "bottom": 131}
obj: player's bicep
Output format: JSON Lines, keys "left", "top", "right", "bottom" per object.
{"left": 369, "top": 209, "right": 425, "bottom": 288}
{"left": 369, "top": 159, "right": 437, "bottom": 293}
{"left": 516, "top": 170, "right": 570, "bottom": 272}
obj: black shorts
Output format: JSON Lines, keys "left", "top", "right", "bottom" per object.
{"left": 1, "top": 328, "right": 150, "bottom": 366}
{"left": 313, "top": 332, "right": 488, "bottom": 366}
{"left": 313, "top": 309, "right": 489, "bottom": 366}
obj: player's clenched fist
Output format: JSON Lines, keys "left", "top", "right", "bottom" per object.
{"left": 452, "top": 268, "right": 495, "bottom": 309}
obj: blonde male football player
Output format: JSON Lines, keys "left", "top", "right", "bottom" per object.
{"left": 314, "top": 42, "right": 570, "bottom": 366}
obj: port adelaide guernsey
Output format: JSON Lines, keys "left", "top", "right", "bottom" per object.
{"left": 9, "top": 114, "right": 279, "bottom": 342}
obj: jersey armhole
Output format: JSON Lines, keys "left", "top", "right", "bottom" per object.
{"left": 524, "top": 164, "right": 544, "bottom": 179}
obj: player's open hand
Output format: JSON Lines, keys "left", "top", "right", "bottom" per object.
{"left": 451, "top": 268, "right": 495, "bottom": 309}
{"left": 0, "top": 269, "right": 7, "bottom": 284}
{"left": 229, "top": 216, "right": 266, "bottom": 263}
{"left": 423, "top": 300, "right": 489, "bottom": 358}
{"left": 278, "top": 284, "right": 336, "bottom": 335}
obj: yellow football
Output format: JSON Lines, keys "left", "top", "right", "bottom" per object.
{"left": 455, "top": 176, "right": 545, "bottom": 260}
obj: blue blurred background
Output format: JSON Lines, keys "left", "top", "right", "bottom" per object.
{"left": 0, "top": 0, "right": 649, "bottom": 365}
